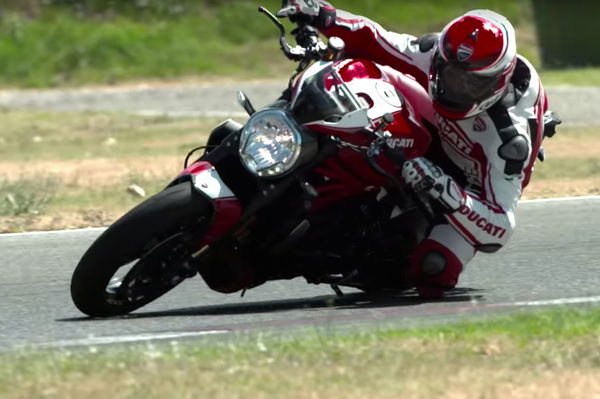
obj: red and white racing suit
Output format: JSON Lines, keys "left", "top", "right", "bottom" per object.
{"left": 317, "top": 6, "right": 549, "bottom": 295}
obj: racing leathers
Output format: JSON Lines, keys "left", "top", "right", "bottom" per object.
{"left": 303, "top": 3, "right": 550, "bottom": 297}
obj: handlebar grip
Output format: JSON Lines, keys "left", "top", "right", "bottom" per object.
{"left": 383, "top": 145, "right": 406, "bottom": 166}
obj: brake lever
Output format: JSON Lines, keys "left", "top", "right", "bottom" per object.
{"left": 259, "top": 6, "right": 285, "bottom": 35}
{"left": 259, "top": 6, "right": 306, "bottom": 61}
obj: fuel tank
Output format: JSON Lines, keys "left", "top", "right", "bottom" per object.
{"left": 291, "top": 58, "right": 434, "bottom": 161}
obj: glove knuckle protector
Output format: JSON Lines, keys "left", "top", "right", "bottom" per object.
{"left": 401, "top": 157, "right": 465, "bottom": 213}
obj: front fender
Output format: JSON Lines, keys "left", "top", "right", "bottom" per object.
{"left": 169, "top": 161, "right": 236, "bottom": 200}
{"left": 169, "top": 161, "right": 241, "bottom": 245}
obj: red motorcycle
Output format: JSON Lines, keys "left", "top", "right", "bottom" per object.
{"left": 70, "top": 7, "right": 439, "bottom": 317}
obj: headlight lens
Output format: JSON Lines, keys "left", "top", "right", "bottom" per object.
{"left": 239, "top": 109, "right": 303, "bottom": 177}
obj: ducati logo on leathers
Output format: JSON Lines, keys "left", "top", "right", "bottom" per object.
{"left": 435, "top": 112, "right": 483, "bottom": 195}
{"left": 458, "top": 205, "right": 508, "bottom": 239}
{"left": 435, "top": 113, "right": 472, "bottom": 155}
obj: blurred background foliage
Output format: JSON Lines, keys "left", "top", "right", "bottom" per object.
{"left": 0, "top": 0, "right": 568, "bottom": 87}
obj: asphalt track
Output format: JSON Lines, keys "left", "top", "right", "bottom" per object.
{"left": 1, "top": 196, "right": 600, "bottom": 350}
{"left": 0, "top": 82, "right": 598, "bottom": 349}
{"left": 0, "top": 83, "right": 596, "bottom": 126}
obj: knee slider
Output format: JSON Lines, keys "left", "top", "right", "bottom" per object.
{"left": 421, "top": 251, "right": 447, "bottom": 276}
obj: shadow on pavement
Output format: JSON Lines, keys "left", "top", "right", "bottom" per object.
{"left": 59, "top": 287, "right": 485, "bottom": 322}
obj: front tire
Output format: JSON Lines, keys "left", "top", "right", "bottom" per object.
{"left": 70, "top": 182, "right": 214, "bottom": 317}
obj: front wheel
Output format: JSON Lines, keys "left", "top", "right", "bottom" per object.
{"left": 70, "top": 182, "right": 214, "bottom": 317}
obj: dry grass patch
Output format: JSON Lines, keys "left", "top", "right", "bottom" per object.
{"left": 0, "top": 111, "right": 598, "bottom": 232}
{"left": 0, "top": 156, "right": 181, "bottom": 188}
{"left": 2, "top": 307, "right": 600, "bottom": 398}
{"left": 8, "top": 366, "right": 599, "bottom": 399}
{"left": 0, "top": 210, "right": 119, "bottom": 232}
{"left": 539, "top": 126, "right": 600, "bottom": 159}
{"left": 0, "top": 156, "right": 184, "bottom": 232}
{"left": 523, "top": 177, "right": 600, "bottom": 199}
{"left": 2, "top": 329, "right": 600, "bottom": 399}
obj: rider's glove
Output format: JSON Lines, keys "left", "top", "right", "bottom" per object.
{"left": 402, "top": 157, "right": 466, "bottom": 213}
{"left": 277, "top": 1, "right": 335, "bottom": 29}
{"left": 278, "top": 0, "right": 320, "bottom": 18}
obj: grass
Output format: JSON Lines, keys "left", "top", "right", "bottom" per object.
{"left": 1, "top": 306, "right": 600, "bottom": 398}
{"left": 0, "top": 0, "right": 597, "bottom": 87}
{"left": 539, "top": 68, "right": 600, "bottom": 86}
{"left": 0, "top": 110, "right": 220, "bottom": 161}
{"left": 530, "top": 126, "right": 600, "bottom": 181}
{"left": 0, "top": 0, "right": 544, "bottom": 88}
{"left": 0, "top": 2, "right": 295, "bottom": 87}
{"left": 0, "top": 111, "right": 219, "bottom": 231}
{"left": 0, "top": 110, "right": 597, "bottom": 232}
{"left": 0, "top": 177, "right": 59, "bottom": 216}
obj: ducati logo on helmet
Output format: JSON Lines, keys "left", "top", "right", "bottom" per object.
{"left": 457, "top": 44, "right": 474, "bottom": 62}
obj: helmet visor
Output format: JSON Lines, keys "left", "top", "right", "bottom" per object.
{"left": 431, "top": 54, "right": 501, "bottom": 113}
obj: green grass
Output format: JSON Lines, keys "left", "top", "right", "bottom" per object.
{"left": 0, "top": 0, "right": 598, "bottom": 87}
{"left": 0, "top": 177, "right": 59, "bottom": 216}
{"left": 540, "top": 67, "right": 600, "bottom": 86}
{"left": 3, "top": 0, "right": 599, "bottom": 87}
{"left": 0, "top": 111, "right": 219, "bottom": 161}
{"left": 0, "top": 14, "right": 290, "bottom": 86}
{"left": 0, "top": 0, "right": 543, "bottom": 88}
{"left": 1, "top": 306, "right": 600, "bottom": 398}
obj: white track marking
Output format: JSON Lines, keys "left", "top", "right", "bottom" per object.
{"left": 0, "top": 227, "right": 106, "bottom": 238}
{"left": 35, "top": 330, "right": 229, "bottom": 348}
{"left": 520, "top": 195, "right": 600, "bottom": 204}
{"left": 508, "top": 296, "right": 600, "bottom": 307}
{"left": 33, "top": 295, "right": 600, "bottom": 348}
{"left": 2, "top": 196, "right": 599, "bottom": 238}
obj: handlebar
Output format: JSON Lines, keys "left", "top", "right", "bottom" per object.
{"left": 347, "top": 116, "right": 436, "bottom": 222}
{"left": 257, "top": 6, "right": 435, "bottom": 221}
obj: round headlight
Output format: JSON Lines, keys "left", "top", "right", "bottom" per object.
{"left": 239, "top": 109, "right": 303, "bottom": 178}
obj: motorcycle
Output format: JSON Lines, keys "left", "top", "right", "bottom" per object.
{"left": 70, "top": 6, "right": 440, "bottom": 317}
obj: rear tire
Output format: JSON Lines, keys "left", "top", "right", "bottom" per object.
{"left": 70, "top": 182, "right": 213, "bottom": 317}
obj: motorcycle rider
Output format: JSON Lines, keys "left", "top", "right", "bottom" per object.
{"left": 278, "top": 1, "right": 558, "bottom": 297}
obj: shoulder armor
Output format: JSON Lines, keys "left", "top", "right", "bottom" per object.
{"left": 498, "top": 134, "right": 529, "bottom": 162}
{"left": 488, "top": 102, "right": 531, "bottom": 175}
{"left": 498, "top": 133, "right": 530, "bottom": 175}
{"left": 509, "top": 58, "right": 532, "bottom": 104}
{"left": 417, "top": 33, "right": 438, "bottom": 53}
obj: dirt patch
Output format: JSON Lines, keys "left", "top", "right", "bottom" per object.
{"left": 429, "top": 369, "right": 600, "bottom": 399}
{"left": 1, "top": 128, "right": 599, "bottom": 233}
{"left": 542, "top": 133, "right": 600, "bottom": 159}
{"left": 1, "top": 156, "right": 599, "bottom": 233}
{"left": 523, "top": 177, "right": 600, "bottom": 199}
{"left": 0, "top": 156, "right": 181, "bottom": 188}
{"left": 0, "top": 209, "right": 121, "bottom": 233}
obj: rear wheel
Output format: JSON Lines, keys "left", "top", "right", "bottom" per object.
{"left": 70, "top": 182, "right": 214, "bottom": 317}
